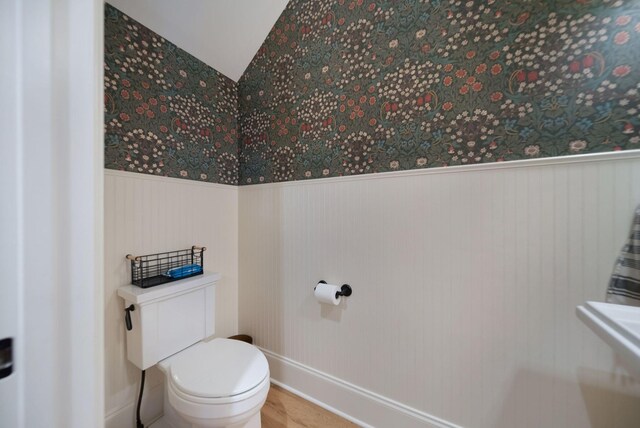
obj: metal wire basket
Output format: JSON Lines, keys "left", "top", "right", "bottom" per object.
{"left": 125, "top": 246, "right": 206, "bottom": 288}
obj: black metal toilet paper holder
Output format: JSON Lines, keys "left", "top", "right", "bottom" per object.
{"left": 316, "top": 280, "right": 353, "bottom": 298}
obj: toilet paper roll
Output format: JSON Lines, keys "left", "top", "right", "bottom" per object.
{"left": 314, "top": 282, "right": 341, "bottom": 305}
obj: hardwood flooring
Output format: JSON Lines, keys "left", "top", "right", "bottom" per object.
{"left": 261, "top": 384, "right": 359, "bottom": 428}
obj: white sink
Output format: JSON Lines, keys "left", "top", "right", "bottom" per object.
{"left": 577, "top": 301, "right": 640, "bottom": 377}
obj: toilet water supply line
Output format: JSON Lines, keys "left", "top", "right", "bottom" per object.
{"left": 124, "top": 304, "right": 146, "bottom": 428}
{"left": 137, "top": 369, "right": 146, "bottom": 428}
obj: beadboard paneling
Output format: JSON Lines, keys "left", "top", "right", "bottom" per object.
{"left": 238, "top": 155, "right": 640, "bottom": 428}
{"left": 104, "top": 170, "right": 238, "bottom": 425}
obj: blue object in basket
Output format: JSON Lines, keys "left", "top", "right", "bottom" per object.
{"left": 166, "top": 264, "right": 203, "bottom": 279}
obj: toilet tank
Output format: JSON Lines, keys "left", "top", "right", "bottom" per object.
{"left": 117, "top": 272, "right": 220, "bottom": 370}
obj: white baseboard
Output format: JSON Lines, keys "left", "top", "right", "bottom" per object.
{"left": 260, "top": 347, "right": 462, "bottom": 428}
{"left": 105, "top": 383, "right": 164, "bottom": 428}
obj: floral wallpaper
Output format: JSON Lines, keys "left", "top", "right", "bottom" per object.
{"left": 104, "top": 4, "right": 239, "bottom": 184}
{"left": 238, "top": 0, "right": 640, "bottom": 184}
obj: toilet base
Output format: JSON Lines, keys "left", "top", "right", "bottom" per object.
{"left": 149, "top": 412, "right": 261, "bottom": 428}
{"left": 158, "top": 375, "right": 266, "bottom": 428}
{"left": 227, "top": 412, "right": 261, "bottom": 428}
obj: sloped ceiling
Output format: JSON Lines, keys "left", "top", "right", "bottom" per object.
{"left": 106, "top": 0, "right": 290, "bottom": 82}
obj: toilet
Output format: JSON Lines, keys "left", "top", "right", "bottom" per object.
{"left": 117, "top": 272, "right": 269, "bottom": 428}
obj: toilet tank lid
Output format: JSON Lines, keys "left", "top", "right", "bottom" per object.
{"left": 117, "top": 271, "right": 220, "bottom": 304}
{"left": 164, "top": 339, "right": 269, "bottom": 399}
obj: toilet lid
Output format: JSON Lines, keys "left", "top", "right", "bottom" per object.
{"left": 168, "top": 338, "right": 269, "bottom": 399}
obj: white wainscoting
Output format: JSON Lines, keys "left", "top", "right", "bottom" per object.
{"left": 104, "top": 170, "right": 238, "bottom": 427}
{"left": 239, "top": 153, "right": 640, "bottom": 428}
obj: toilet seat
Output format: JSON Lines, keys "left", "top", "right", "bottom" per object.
{"left": 168, "top": 369, "right": 270, "bottom": 405}
{"left": 158, "top": 338, "right": 271, "bottom": 426}
{"left": 161, "top": 338, "right": 269, "bottom": 400}
{"left": 166, "top": 338, "right": 269, "bottom": 400}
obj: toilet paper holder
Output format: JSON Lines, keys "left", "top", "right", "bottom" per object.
{"left": 316, "top": 280, "right": 353, "bottom": 298}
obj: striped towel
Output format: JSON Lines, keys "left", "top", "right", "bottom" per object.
{"left": 606, "top": 205, "right": 640, "bottom": 306}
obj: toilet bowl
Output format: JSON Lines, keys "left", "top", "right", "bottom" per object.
{"left": 117, "top": 272, "right": 270, "bottom": 428}
{"left": 158, "top": 339, "right": 270, "bottom": 428}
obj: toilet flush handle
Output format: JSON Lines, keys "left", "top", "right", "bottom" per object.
{"left": 125, "top": 304, "right": 135, "bottom": 331}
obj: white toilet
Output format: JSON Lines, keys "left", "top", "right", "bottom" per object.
{"left": 117, "top": 272, "right": 270, "bottom": 428}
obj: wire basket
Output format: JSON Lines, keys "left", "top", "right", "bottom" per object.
{"left": 126, "top": 246, "right": 206, "bottom": 288}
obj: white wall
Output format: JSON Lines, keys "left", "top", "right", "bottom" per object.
{"left": 104, "top": 170, "right": 238, "bottom": 427}
{"left": 239, "top": 152, "right": 640, "bottom": 428}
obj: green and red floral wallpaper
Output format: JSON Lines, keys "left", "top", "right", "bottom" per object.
{"left": 238, "top": 0, "right": 640, "bottom": 184}
{"left": 104, "top": 4, "right": 239, "bottom": 184}
{"left": 105, "top": 1, "right": 640, "bottom": 186}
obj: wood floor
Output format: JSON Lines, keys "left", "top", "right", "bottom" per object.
{"left": 261, "top": 384, "right": 358, "bottom": 428}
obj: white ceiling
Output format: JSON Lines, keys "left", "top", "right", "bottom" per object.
{"left": 106, "top": 0, "right": 290, "bottom": 82}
